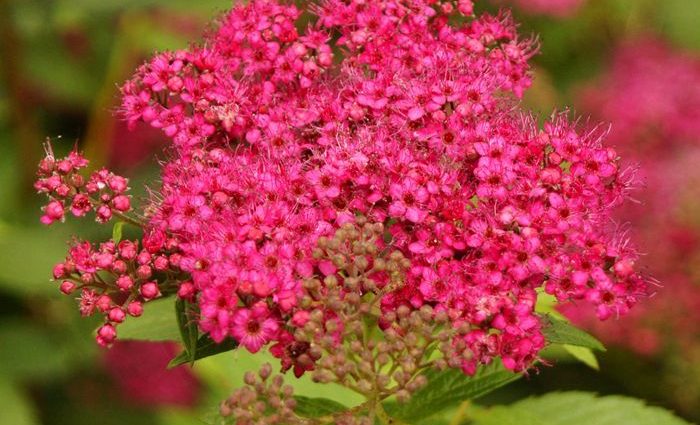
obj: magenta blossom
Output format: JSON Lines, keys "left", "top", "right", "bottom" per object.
{"left": 40, "top": 0, "right": 646, "bottom": 377}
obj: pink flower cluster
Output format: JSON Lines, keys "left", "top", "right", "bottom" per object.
{"left": 42, "top": 0, "right": 646, "bottom": 375}
{"left": 51, "top": 227, "right": 182, "bottom": 346}
{"left": 35, "top": 145, "right": 132, "bottom": 225}
{"left": 564, "top": 39, "right": 700, "bottom": 357}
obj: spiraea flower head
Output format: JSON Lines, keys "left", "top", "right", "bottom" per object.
{"left": 38, "top": 1, "right": 647, "bottom": 418}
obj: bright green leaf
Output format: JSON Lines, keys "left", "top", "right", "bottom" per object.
{"left": 563, "top": 344, "right": 599, "bottom": 370}
{"left": 384, "top": 362, "right": 521, "bottom": 422}
{"left": 117, "top": 297, "right": 180, "bottom": 341}
{"left": 168, "top": 335, "right": 238, "bottom": 368}
{"left": 541, "top": 314, "right": 605, "bottom": 351}
{"left": 294, "top": 396, "right": 348, "bottom": 419}
{"left": 469, "top": 392, "right": 691, "bottom": 425}
{"left": 112, "top": 221, "right": 125, "bottom": 243}
{"left": 534, "top": 291, "right": 565, "bottom": 318}
{"left": 175, "top": 298, "right": 199, "bottom": 362}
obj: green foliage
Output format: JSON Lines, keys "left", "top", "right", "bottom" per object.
{"left": 111, "top": 221, "right": 125, "bottom": 243}
{"left": 116, "top": 297, "right": 180, "bottom": 341}
{"left": 535, "top": 295, "right": 601, "bottom": 369}
{"left": 293, "top": 396, "right": 348, "bottom": 418}
{"left": 563, "top": 344, "right": 600, "bottom": 370}
{"left": 384, "top": 363, "right": 521, "bottom": 422}
{"left": 469, "top": 392, "right": 691, "bottom": 425}
{"left": 168, "top": 298, "right": 239, "bottom": 368}
{"left": 541, "top": 314, "right": 606, "bottom": 352}
{"left": 175, "top": 298, "right": 198, "bottom": 358}
{"left": 168, "top": 335, "right": 239, "bottom": 368}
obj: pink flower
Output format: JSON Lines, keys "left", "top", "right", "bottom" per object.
{"left": 389, "top": 178, "right": 430, "bottom": 223}
{"left": 231, "top": 304, "right": 279, "bottom": 353}
{"left": 306, "top": 167, "right": 342, "bottom": 200}
{"left": 38, "top": 0, "right": 647, "bottom": 375}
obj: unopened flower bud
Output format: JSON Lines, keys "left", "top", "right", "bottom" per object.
{"left": 140, "top": 281, "right": 160, "bottom": 299}
{"left": 108, "top": 175, "right": 128, "bottom": 193}
{"left": 59, "top": 280, "right": 77, "bottom": 294}
{"left": 97, "top": 323, "right": 116, "bottom": 346}
{"left": 96, "top": 205, "right": 112, "bottom": 223}
{"left": 96, "top": 295, "right": 112, "bottom": 312}
{"left": 111, "top": 195, "right": 131, "bottom": 212}
{"left": 177, "top": 281, "right": 196, "bottom": 300}
{"left": 116, "top": 275, "right": 134, "bottom": 291}
{"left": 127, "top": 301, "right": 143, "bottom": 317}
{"left": 153, "top": 255, "right": 169, "bottom": 271}
{"left": 108, "top": 307, "right": 126, "bottom": 323}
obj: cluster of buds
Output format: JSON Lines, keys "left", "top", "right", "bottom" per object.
{"left": 220, "top": 364, "right": 299, "bottom": 425}
{"left": 53, "top": 231, "right": 183, "bottom": 346}
{"left": 220, "top": 362, "right": 375, "bottom": 425}
{"left": 35, "top": 143, "right": 132, "bottom": 225}
{"left": 299, "top": 220, "right": 506, "bottom": 400}
{"left": 296, "top": 221, "right": 427, "bottom": 395}
{"left": 226, "top": 220, "right": 498, "bottom": 423}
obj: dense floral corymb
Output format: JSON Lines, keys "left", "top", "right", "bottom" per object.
{"left": 39, "top": 0, "right": 645, "bottom": 377}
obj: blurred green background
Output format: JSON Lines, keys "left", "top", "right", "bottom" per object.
{"left": 0, "top": 0, "right": 699, "bottom": 424}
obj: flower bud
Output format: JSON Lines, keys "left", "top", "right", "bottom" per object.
{"left": 59, "top": 280, "right": 77, "bottom": 295}
{"left": 111, "top": 195, "right": 131, "bottom": 212}
{"left": 96, "top": 295, "right": 112, "bottom": 312}
{"left": 108, "top": 307, "right": 126, "bottom": 323}
{"left": 136, "top": 264, "right": 152, "bottom": 279}
{"left": 177, "top": 281, "right": 196, "bottom": 300}
{"left": 96, "top": 205, "right": 112, "bottom": 223}
{"left": 116, "top": 275, "right": 134, "bottom": 291}
{"left": 45, "top": 200, "right": 65, "bottom": 221}
{"left": 108, "top": 175, "right": 128, "bottom": 193}
{"left": 97, "top": 323, "right": 117, "bottom": 346}
{"left": 140, "top": 281, "right": 160, "bottom": 299}
{"left": 127, "top": 301, "right": 143, "bottom": 317}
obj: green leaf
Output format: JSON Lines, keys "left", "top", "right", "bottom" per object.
{"left": 111, "top": 221, "right": 125, "bottom": 243}
{"left": 469, "top": 392, "right": 691, "bottom": 425}
{"left": 293, "top": 396, "right": 348, "bottom": 418}
{"left": 117, "top": 297, "right": 180, "bottom": 341}
{"left": 175, "top": 298, "right": 199, "bottom": 363}
{"left": 384, "top": 362, "right": 521, "bottom": 422}
{"left": 0, "top": 381, "right": 39, "bottom": 425}
{"left": 168, "top": 335, "right": 238, "bottom": 368}
{"left": 541, "top": 314, "right": 605, "bottom": 352}
{"left": 534, "top": 291, "right": 565, "bottom": 318}
{"left": 563, "top": 344, "right": 599, "bottom": 370}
